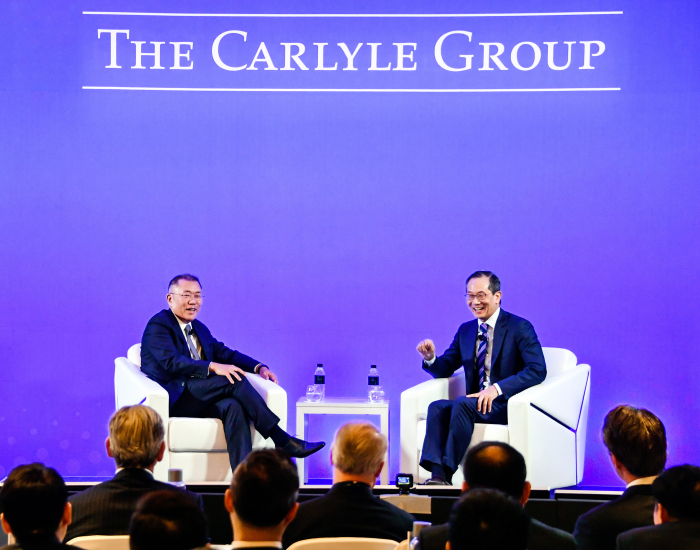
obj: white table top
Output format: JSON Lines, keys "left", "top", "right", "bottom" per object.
{"left": 296, "top": 397, "right": 390, "bottom": 408}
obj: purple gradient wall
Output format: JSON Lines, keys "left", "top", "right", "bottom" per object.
{"left": 1, "top": 0, "right": 699, "bottom": 485}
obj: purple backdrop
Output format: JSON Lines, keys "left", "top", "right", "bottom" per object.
{"left": 1, "top": 0, "right": 699, "bottom": 485}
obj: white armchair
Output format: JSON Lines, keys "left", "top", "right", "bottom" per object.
{"left": 400, "top": 348, "right": 590, "bottom": 489}
{"left": 115, "top": 344, "right": 287, "bottom": 483}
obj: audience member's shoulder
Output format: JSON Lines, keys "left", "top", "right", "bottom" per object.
{"left": 530, "top": 519, "right": 576, "bottom": 550}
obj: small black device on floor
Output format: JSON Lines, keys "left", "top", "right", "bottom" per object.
{"left": 395, "top": 473, "right": 414, "bottom": 495}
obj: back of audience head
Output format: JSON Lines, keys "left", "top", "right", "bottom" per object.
{"left": 331, "top": 421, "right": 387, "bottom": 486}
{"left": 461, "top": 441, "right": 530, "bottom": 503}
{"left": 129, "top": 490, "right": 208, "bottom": 550}
{"left": 448, "top": 488, "right": 530, "bottom": 550}
{"left": 0, "top": 463, "right": 71, "bottom": 544}
{"left": 107, "top": 404, "right": 166, "bottom": 470}
{"left": 602, "top": 405, "right": 667, "bottom": 479}
{"left": 652, "top": 464, "right": 700, "bottom": 524}
{"left": 225, "top": 449, "right": 299, "bottom": 538}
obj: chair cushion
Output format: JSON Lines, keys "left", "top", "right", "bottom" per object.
{"left": 168, "top": 417, "right": 228, "bottom": 452}
{"left": 127, "top": 344, "right": 142, "bottom": 367}
{"left": 416, "top": 420, "right": 509, "bottom": 452}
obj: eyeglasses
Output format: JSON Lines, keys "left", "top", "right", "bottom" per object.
{"left": 465, "top": 292, "right": 492, "bottom": 302}
{"left": 170, "top": 293, "right": 204, "bottom": 301}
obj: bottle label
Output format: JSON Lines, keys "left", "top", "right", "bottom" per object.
{"left": 368, "top": 376, "right": 379, "bottom": 386}
{"left": 315, "top": 375, "right": 325, "bottom": 384}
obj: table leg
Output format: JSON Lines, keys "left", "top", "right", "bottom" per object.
{"left": 296, "top": 408, "right": 307, "bottom": 485}
{"left": 380, "top": 408, "right": 390, "bottom": 485}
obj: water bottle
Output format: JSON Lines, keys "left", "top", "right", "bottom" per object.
{"left": 314, "top": 363, "right": 326, "bottom": 400}
{"left": 368, "top": 364, "right": 379, "bottom": 399}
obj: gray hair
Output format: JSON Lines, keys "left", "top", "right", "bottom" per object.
{"left": 331, "top": 421, "right": 387, "bottom": 477}
{"left": 109, "top": 405, "right": 164, "bottom": 469}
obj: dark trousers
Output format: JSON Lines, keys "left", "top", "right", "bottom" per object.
{"left": 171, "top": 375, "right": 280, "bottom": 470}
{"left": 420, "top": 395, "right": 509, "bottom": 474}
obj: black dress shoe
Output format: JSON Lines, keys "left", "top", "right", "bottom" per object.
{"left": 280, "top": 437, "right": 325, "bottom": 458}
{"left": 423, "top": 476, "right": 451, "bottom": 486}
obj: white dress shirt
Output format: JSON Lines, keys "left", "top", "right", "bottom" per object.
{"left": 627, "top": 475, "right": 657, "bottom": 488}
{"left": 426, "top": 308, "right": 502, "bottom": 395}
{"left": 174, "top": 314, "right": 204, "bottom": 360}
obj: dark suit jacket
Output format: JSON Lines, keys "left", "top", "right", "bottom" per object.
{"left": 141, "top": 308, "right": 260, "bottom": 406}
{"left": 617, "top": 520, "right": 700, "bottom": 550}
{"left": 65, "top": 468, "right": 203, "bottom": 542}
{"left": 282, "top": 482, "right": 415, "bottom": 548}
{"left": 423, "top": 309, "right": 546, "bottom": 398}
{"left": 417, "top": 517, "right": 575, "bottom": 550}
{"left": 573, "top": 484, "right": 655, "bottom": 550}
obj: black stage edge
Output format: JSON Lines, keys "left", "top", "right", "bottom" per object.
{"left": 55, "top": 483, "right": 625, "bottom": 545}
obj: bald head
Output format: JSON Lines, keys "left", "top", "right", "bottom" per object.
{"left": 461, "top": 442, "right": 527, "bottom": 500}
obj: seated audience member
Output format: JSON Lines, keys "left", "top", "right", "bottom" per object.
{"left": 418, "top": 441, "right": 575, "bottom": 550}
{"left": 574, "top": 405, "right": 667, "bottom": 550}
{"left": 66, "top": 405, "right": 202, "bottom": 541}
{"left": 224, "top": 449, "right": 299, "bottom": 549}
{"left": 616, "top": 464, "right": 700, "bottom": 550}
{"left": 0, "top": 463, "right": 78, "bottom": 550}
{"left": 282, "top": 422, "right": 414, "bottom": 548}
{"left": 129, "top": 491, "right": 208, "bottom": 550}
{"left": 447, "top": 489, "right": 530, "bottom": 550}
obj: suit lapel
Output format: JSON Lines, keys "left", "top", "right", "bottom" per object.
{"left": 165, "top": 309, "right": 187, "bottom": 347}
{"left": 194, "top": 319, "right": 212, "bottom": 361}
{"left": 491, "top": 310, "right": 509, "bottom": 368}
{"left": 465, "top": 321, "right": 478, "bottom": 365}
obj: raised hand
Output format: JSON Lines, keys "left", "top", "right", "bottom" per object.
{"left": 416, "top": 339, "right": 436, "bottom": 362}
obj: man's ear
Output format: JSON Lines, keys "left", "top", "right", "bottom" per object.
{"left": 1, "top": 513, "right": 12, "bottom": 535}
{"left": 520, "top": 481, "right": 531, "bottom": 506}
{"left": 283, "top": 502, "right": 299, "bottom": 527}
{"left": 105, "top": 437, "right": 113, "bottom": 458}
{"left": 224, "top": 488, "right": 234, "bottom": 514}
{"left": 61, "top": 502, "right": 72, "bottom": 527}
{"left": 156, "top": 440, "right": 166, "bottom": 463}
{"left": 654, "top": 502, "right": 671, "bottom": 525}
{"left": 445, "top": 542, "right": 451, "bottom": 550}
{"left": 461, "top": 481, "right": 469, "bottom": 493}
{"left": 374, "top": 462, "right": 385, "bottom": 481}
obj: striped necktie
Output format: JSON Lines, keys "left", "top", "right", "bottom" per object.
{"left": 185, "top": 324, "right": 201, "bottom": 360}
{"left": 477, "top": 322, "right": 489, "bottom": 390}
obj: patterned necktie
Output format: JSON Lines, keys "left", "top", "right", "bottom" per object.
{"left": 185, "top": 324, "right": 201, "bottom": 360}
{"left": 477, "top": 322, "right": 489, "bottom": 390}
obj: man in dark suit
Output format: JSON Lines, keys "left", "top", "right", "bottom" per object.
{"left": 282, "top": 422, "right": 415, "bottom": 547}
{"left": 416, "top": 271, "right": 546, "bottom": 484}
{"left": 418, "top": 441, "right": 575, "bottom": 550}
{"left": 140, "top": 273, "right": 323, "bottom": 471}
{"left": 65, "top": 405, "right": 203, "bottom": 541}
{"left": 573, "top": 405, "right": 667, "bottom": 550}
{"left": 0, "top": 463, "right": 80, "bottom": 550}
{"left": 130, "top": 491, "right": 209, "bottom": 550}
{"left": 448, "top": 489, "right": 530, "bottom": 550}
{"left": 224, "top": 449, "right": 300, "bottom": 550}
{"left": 616, "top": 464, "right": 700, "bottom": 550}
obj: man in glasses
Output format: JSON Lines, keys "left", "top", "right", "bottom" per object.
{"left": 416, "top": 271, "right": 546, "bottom": 485}
{"left": 140, "top": 274, "right": 324, "bottom": 473}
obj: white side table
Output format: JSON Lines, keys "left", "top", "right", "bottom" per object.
{"left": 295, "top": 397, "right": 390, "bottom": 486}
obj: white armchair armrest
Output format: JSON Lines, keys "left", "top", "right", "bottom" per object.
{"left": 400, "top": 368, "right": 466, "bottom": 478}
{"left": 507, "top": 364, "right": 591, "bottom": 488}
{"left": 114, "top": 357, "right": 170, "bottom": 425}
{"left": 247, "top": 373, "right": 288, "bottom": 434}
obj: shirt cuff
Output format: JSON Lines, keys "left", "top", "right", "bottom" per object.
{"left": 494, "top": 383, "right": 503, "bottom": 396}
{"left": 254, "top": 363, "right": 264, "bottom": 374}
{"left": 424, "top": 356, "right": 436, "bottom": 366}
